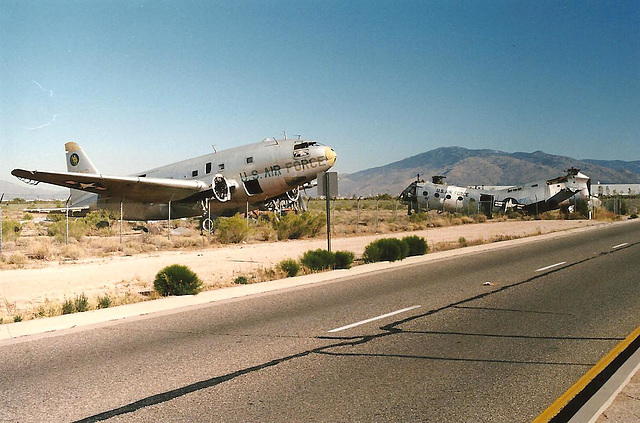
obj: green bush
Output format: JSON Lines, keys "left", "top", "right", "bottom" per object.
{"left": 2, "top": 218, "right": 22, "bottom": 241}
{"left": 301, "top": 249, "right": 336, "bottom": 271}
{"left": 47, "top": 219, "right": 87, "bottom": 242}
{"left": 62, "top": 299, "right": 75, "bottom": 314}
{"left": 154, "top": 264, "right": 203, "bottom": 296}
{"left": 217, "top": 215, "right": 249, "bottom": 243}
{"left": 402, "top": 235, "right": 428, "bottom": 256}
{"left": 97, "top": 294, "right": 112, "bottom": 309}
{"left": 334, "top": 251, "right": 355, "bottom": 269}
{"left": 363, "top": 238, "right": 409, "bottom": 263}
{"left": 13, "top": 315, "right": 22, "bottom": 323}
{"left": 74, "top": 293, "right": 89, "bottom": 312}
{"left": 274, "top": 212, "right": 326, "bottom": 240}
{"left": 234, "top": 275, "right": 249, "bottom": 284}
{"left": 279, "top": 259, "right": 300, "bottom": 277}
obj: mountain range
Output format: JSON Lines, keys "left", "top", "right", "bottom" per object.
{"left": 337, "top": 147, "right": 640, "bottom": 197}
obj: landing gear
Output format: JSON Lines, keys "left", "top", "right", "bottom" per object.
{"left": 201, "top": 217, "right": 214, "bottom": 234}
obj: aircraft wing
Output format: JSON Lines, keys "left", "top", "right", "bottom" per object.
{"left": 11, "top": 169, "right": 208, "bottom": 203}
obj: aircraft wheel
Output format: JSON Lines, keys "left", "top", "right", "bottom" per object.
{"left": 201, "top": 218, "right": 214, "bottom": 234}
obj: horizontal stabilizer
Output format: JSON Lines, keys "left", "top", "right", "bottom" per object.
{"left": 11, "top": 169, "right": 208, "bottom": 203}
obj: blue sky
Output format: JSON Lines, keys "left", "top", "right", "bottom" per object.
{"left": 1, "top": 0, "right": 639, "bottom": 181}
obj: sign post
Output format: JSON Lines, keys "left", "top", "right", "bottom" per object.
{"left": 318, "top": 172, "right": 338, "bottom": 252}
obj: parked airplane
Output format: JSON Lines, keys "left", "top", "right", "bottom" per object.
{"left": 400, "top": 168, "right": 590, "bottom": 217}
{"left": 12, "top": 137, "right": 337, "bottom": 226}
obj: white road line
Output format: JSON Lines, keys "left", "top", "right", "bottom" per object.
{"left": 328, "top": 305, "right": 422, "bottom": 333}
{"left": 535, "top": 262, "right": 567, "bottom": 272}
{"left": 612, "top": 243, "right": 629, "bottom": 249}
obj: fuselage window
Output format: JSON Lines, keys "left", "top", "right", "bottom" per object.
{"left": 246, "top": 157, "right": 253, "bottom": 164}
{"left": 445, "top": 194, "right": 451, "bottom": 199}
{"left": 192, "top": 170, "right": 198, "bottom": 177}
{"left": 434, "top": 193, "right": 440, "bottom": 198}
{"left": 457, "top": 196, "right": 463, "bottom": 201}
{"left": 206, "top": 162, "right": 212, "bottom": 174}
{"left": 218, "top": 163, "right": 225, "bottom": 171}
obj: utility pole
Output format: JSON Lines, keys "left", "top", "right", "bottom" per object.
{"left": 325, "top": 173, "right": 331, "bottom": 252}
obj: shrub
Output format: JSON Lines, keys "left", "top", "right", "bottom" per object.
{"left": 473, "top": 214, "right": 488, "bottom": 223}
{"left": 275, "top": 214, "right": 306, "bottom": 240}
{"left": 47, "top": 219, "right": 87, "bottom": 242}
{"left": 301, "top": 249, "right": 336, "bottom": 271}
{"left": 363, "top": 238, "right": 409, "bottom": 263}
{"left": 334, "top": 251, "right": 355, "bottom": 269}
{"left": 74, "top": 293, "right": 89, "bottom": 313}
{"left": 2, "top": 219, "right": 21, "bottom": 241}
{"left": 62, "top": 299, "right": 75, "bottom": 314}
{"left": 402, "top": 235, "right": 428, "bottom": 256}
{"left": 154, "top": 264, "right": 203, "bottom": 296}
{"left": 97, "top": 295, "right": 112, "bottom": 309}
{"left": 279, "top": 259, "right": 300, "bottom": 277}
{"left": 216, "top": 215, "right": 249, "bottom": 244}
{"left": 234, "top": 275, "right": 249, "bottom": 285}
{"left": 274, "top": 212, "right": 326, "bottom": 240}
{"left": 13, "top": 315, "right": 22, "bottom": 323}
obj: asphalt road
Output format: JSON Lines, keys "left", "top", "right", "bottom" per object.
{"left": 1, "top": 221, "right": 638, "bottom": 422}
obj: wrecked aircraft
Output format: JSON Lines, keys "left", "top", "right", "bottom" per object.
{"left": 400, "top": 168, "right": 590, "bottom": 217}
{"left": 12, "top": 137, "right": 337, "bottom": 227}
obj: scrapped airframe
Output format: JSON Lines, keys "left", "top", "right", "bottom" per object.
{"left": 12, "top": 137, "right": 337, "bottom": 228}
{"left": 400, "top": 168, "right": 591, "bottom": 217}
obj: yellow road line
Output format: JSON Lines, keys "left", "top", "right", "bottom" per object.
{"left": 534, "top": 325, "right": 640, "bottom": 422}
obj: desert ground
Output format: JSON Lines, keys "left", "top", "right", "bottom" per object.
{"left": 0, "top": 219, "right": 603, "bottom": 321}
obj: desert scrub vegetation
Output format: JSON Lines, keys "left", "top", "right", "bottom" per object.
{"left": 278, "top": 258, "right": 300, "bottom": 277}
{"left": 334, "top": 250, "right": 355, "bottom": 269}
{"left": 216, "top": 215, "right": 249, "bottom": 243}
{"left": 362, "top": 236, "right": 427, "bottom": 263}
{"left": 274, "top": 212, "right": 325, "bottom": 240}
{"left": 300, "top": 249, "right": 355, "bottom": 271}
{"left": 402, "top": 235, "right": 428, "bottom": 256}
{"left": 154, "top": 264, "right": 203, "bottom": 296}
{"left": 301, "top": 249, "right": 336, "bottom": 271}
{"left": 2, "top": 218, "right": 22, "bottom": 241}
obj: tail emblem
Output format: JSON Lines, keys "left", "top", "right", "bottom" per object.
{"left": 70, "top": 153, "right": 80, "bottom": 167}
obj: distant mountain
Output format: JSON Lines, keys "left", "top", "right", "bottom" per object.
{"left": 338, "top": 147, "right": 640, "bottom": 197}
{"left": 0, "top": 179, "right": 66, "bottom": 201}
{"left": 582, "top": 159, "right": 640, "bottom": 175}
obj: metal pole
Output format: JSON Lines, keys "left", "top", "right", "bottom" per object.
{"left": 375, "top": 197, "right": 379, "bottom": 233}
{"left": 65, "top": 197, "right": 70, "bottom": 245}
{"left": 168, "top": 200, "right": 172, "bottom": 240}
{"left": 394, "top": 198, "right": 398, "bottom": 221}
{"left": 356, "top": 197, "right": 361, "bottom": 233}
{"left": 325, "top": 174, "right": 331, "bottom": 252}
{"left": 120, "top": 200, "right": 123, "bottom": 244}
{"left": 246, "top": 201, "right": 249, "bottom": 228}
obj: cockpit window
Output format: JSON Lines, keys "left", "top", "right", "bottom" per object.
{"left": 293, "top": 141, "right": 319, "bottom": 150}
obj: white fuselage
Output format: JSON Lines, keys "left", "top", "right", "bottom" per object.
{"left": 402, "top": 171, "right": 590, "bottom": 216}
{"left": 76, "top": 138, "right": 336, "bottom": 220}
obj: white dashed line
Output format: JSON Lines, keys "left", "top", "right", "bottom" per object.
{"left": 535, "top": 262, "right": 567, "bottom": 272}
{"left": 612, "top": 243, "right": 629, "bottom": 249}
{"left": 328, "top": 305, "right": 422, "bottom": 333}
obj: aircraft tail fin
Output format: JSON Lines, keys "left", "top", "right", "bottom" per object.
{"left": 65, "top": 142, "right": 99, "bottom": 205}
{"left": 66, "top": 142, "right": 99, "bottom": 174}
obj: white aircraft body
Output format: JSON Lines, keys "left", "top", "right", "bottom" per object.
{"left": 12, "top": 138, "right": 337, "bottom": 222}
{"left": 400, "top": 168, "right": 590, "bottom": 216}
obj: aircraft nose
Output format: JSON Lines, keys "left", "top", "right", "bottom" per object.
{"left": 325, "top": 147, "right": 337, "bottom": 167}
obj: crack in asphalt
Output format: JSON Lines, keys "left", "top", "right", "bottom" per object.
{"left": 75, "top": 240, "right": 638, "bottom": 422}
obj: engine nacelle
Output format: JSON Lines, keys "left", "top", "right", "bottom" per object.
{"left": 212, "top": 174, "right": 231, "bottom": 202}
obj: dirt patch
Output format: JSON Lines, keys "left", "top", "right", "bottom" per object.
{"left": 0, "top": 219, "right": 601, "bottom": 319}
